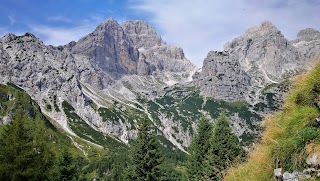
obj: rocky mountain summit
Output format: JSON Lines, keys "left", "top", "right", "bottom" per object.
{"left": 291, "top": 28, "right": 320, "bottom": 59}
{"left": 199, "top": 21, "right": 320, "bottom": 103}
{"left": 0, "top": 19, "right": 319, "bottom": 153}
{"left": 0, "top": 19, "right": 198, "bottom": 151}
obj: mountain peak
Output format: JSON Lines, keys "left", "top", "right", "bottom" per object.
{"left": 106, "top": 17, "right": 117, "bottom": 23}
{"left": 297, "top": 28, "right": 319, "bottom": 36}
{"left": 95, "top": 17, "right": 120, "bottom": 31}
{"left": 121, "top": 19, "right": 165, "bottom": 48}
{"left": 245, "top": 20, "right": 280, "bottom": 36}
{"left": 297, "top": 28, "right": 320, "bottom": 39}
{"left": 121, "top": 20, "right": 158, "bottom": 37}
{"left": 1, "top": 32, "right": 42, "bottom": 44}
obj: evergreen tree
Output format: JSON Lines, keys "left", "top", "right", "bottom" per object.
{"left": 0, "top": 109, "right": 55, "bottom": 180}
{"left": 54, "top": 150, "right": 79, "bottom": 181}
{"left": 128, "top": 118, "right": 163, "bottom": 181}
{"left": 204, "top": 114, "right": 244, "bottom": 180}
{"left": 187, "top": 117, "right": 214, "bottom": 180}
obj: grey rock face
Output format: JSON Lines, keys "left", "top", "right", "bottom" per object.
{"left": 199, "top": 51, "right": 251, "bottom": 102}
{"left": 71, "top": 18, "right": 139, "bottom": 78}
{"left": 0, "top": 34, "right": 85, "bottom": 136}
{"left": 199, "top": 21, "right": 320, "bottom": 102}
{"left": 137, "top": 45, "right": 196, "bottom": 75}
{"left": 291, "top": 28, "right": 320, "bottom": 60}
{"left": 121, "top": 20, "right": 165, "bottom": 48}
{"left": 224, "top": 21, "right": 304, "bottom": 82}
{"left": 70, "top": 19, "right": 195, "bottom": 79}
{"left": 122, "top": 20, "right": 196, "bottom": 76}
{"left": 0, "top": 19, "right": 197, "bottom": 151}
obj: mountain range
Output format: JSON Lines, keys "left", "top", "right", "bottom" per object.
{"left": 0, "top": 18, "right": 320, "bottom": 153}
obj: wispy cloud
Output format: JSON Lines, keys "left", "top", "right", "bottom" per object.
{"left": 30, "top": 25, "right": 89, "bottom": 45}
{"left": 8, "top": 16, "right": 16, "bottom": 25}
{"left": 47, "top": 16, "right": 72, "bottom": 23}
{"left": 30, "top": 16, "right": 105, "bottom": 46}
{"left": 132, "top": 0, "right": 320, "bottom": 67}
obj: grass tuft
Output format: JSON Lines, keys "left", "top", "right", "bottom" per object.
{"left": 224, "top": 58, "right": 320, "bottom": 180}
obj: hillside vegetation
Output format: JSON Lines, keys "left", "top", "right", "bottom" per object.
{"left": 0, "top": 83, "right": 121, "bottom": 180}
{"left": 224, "top": 57, "right": 320, "bottom": 181}
{"left": 0, "top": 83, "right": 189, "bottom": 180}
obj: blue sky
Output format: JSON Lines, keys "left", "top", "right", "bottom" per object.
{"left": 1, "top": 0, "right": 320, "bottom": 67}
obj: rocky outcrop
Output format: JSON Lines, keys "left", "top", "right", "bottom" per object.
{"left": 71, "top": 18, "right": 139, "bottom": 78}
{"left": 291, "top": 28, "right": 320, "bottom": 60}
{"left": 0, "top": 32, "right": 108, "bottom": 135}
{"left": 224, "top": 21, "right": 305, "bottom": 82}
{"left": 122, "top": 20, "right": 196, "bottom": 76}
{"left": 137, "top": 45, "right": 196, "bottom": 75}
{"left": 199, "top": 21, "right": 320, "bottom": 102}
{"left": 199, "top": 51, "right": 251, "bottom": 102}
{"left": 121, "top": 20, "right": 165, "bottom": 48}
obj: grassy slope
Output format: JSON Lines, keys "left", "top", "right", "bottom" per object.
{"left": 224, "top": 59, "right": 320, "bottom": 181}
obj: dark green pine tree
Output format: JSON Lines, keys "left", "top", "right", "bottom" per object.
{"left": 54, "top": 150, "right": 79, "bottom": 181}
{"left": 0, "top": 109, "right": 55, "bottom": 181}
{"left": 204, "top": 114, "right": 244, "bottom": 180}
{"left": 128, "top": 118, "right": 163, "bottom": 181}
{"left": 187, "top": 117, "right": 214, "bottom": 180}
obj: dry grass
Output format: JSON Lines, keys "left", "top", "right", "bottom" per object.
{"left": 224, "top": 57, "right": 320, "bottom": 181}
{"left": 224, "top": 145, "right": 273, "bottom": 181}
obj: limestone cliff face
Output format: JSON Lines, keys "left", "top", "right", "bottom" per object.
{"left": 122, "top": 20, "right": 196, "bottom": 76}
{"left": 0, "top": 19, "right": 197, "bottom": 150}
{"left": 71, "top": 18, "right": 139, "bottom": 78}
{"left": 200, "top": 51, "right": 251, "bottom": 102}
{"left": 199, "top": 21, "right": 320, "bottom": 102}
{"left": 224, "top": 21, "right": 304, "bottom": 83}
{"left": 69, "top": 19, "right": 195, "bottom": 79}
{"left": 121, "top": 20, "right": 165, "bottom": 48}
{"left": 291, "top": 28, "right": 320, "bottom": 60}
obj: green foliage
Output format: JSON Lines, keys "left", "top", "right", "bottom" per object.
{"left": 187, "top": 115, "right": 243, "bottom": 181}
{"left": 49, "top": 149, "right": 80, "bottom": 181}
{"left": 53, "top": 95, "right": 60, "bottom": 112}
{"left": 272, "top": 108, "right": 320, "bottom": 171}
{"left": 7, "top": 82, "right": 24, "bottom": 92}
{"left": 98, "top": 102, "right": 145, "bottom": 126}
{"left": 0, "top": 83, "right": 109, "bottom": 180}
{"left": 187, "top": 117, "right": 214, "bottom": 180}
{"left": 90, "top": 152, "right": 129, "bottom": 180}
{"left": 0, "top": 109, "right": 55, "bottom": 180}
{"left": 43, "top": 99, "right": 52, "bottom": 111}
{"left": 204, "top": 114, "right": 244, "bottom": 180}
{"left": 128, "top": 118, "right": 163, "bottom": 181}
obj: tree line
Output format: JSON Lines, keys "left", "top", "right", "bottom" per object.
{"left": 0, "top": 109, "right": 243, "bottom": 181}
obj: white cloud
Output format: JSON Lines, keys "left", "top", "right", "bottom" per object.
{"left": 47, "top": 16, "right": 72, "bottom": 23}
{"left": 132, "top": 0, "right": 320, "bottom": 67}
{"left": 30, "top": 16, "right": 104, "bottom": 46}
{"left": 30, "top": 25, "right": 89, "bottom": 45}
